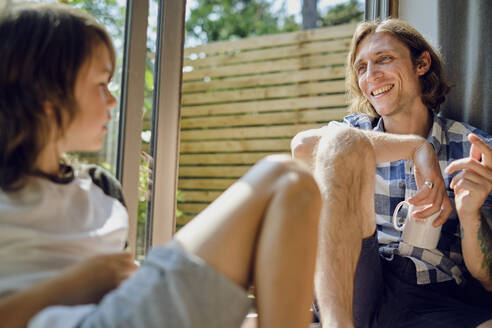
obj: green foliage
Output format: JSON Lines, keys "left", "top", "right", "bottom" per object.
{"left": 186, "top": 0, "right": 299, "bottom": 43}
{"left": 137, "top": 156, "right": 150, "bottom": 226}
{"left": 61, "top": 0, "right": 124, "bottom": 41}
{"left": 320, "top": 0, "right": 363, "bottom": 27}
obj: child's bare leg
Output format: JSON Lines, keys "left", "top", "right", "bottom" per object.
{"left": 175, "top": 155, "right": 321, "bottom": 328}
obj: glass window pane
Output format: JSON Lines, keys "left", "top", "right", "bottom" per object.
{"left": 178, "top": 0, "right": 365, "bottom": 228}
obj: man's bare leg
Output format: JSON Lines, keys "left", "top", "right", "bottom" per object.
{"left": 175, "top": 155, "right": 322, "bottom": 328}
{"left": 313, "top": 128, "right": 376, "bottom": 328}
{"left": 477, "top": 319, "right": 492, "bottom": 328}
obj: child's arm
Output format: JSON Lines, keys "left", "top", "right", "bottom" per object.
{"left": 0, "top": 252, "right": 137, "bottom": 328}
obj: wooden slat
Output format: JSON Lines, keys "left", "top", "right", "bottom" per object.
{"left": 180, "top": 139, "right": 292, "bottom": 153}
{"left": 181, "top": 108, "right": 347, "bottom": 128}
{"left": 179, "top": 166, "right": 251, "bottom": 178}
{"left": 184, "top": 23, "right": 357, "bottom": 56}
{"left": 180, "top": 152, "right": 287, "bottom": 165}
{"left": 180, "top": 123, "right": 321, "bottom": 141}
{"left": 183, "top": 43, "right": 349, "bottom": 74}
{"left": 182, "top": 80, "right": 345, "bottom": 105}
{"left": 178, "top": 178, "right": 237, "bottom": 190}
{"left": 182, "top": 94, "right": 346, "bottom": 117}
{"left": 181, "top": 67, "right": 346, "bottom": 93}
{"left": 183, "top": 52, "right": 347, "bottom": 81}
{"left": 178, "top": 203, "right": 209, "bottom": 213}
{"left": 181, "top": 190, "right": 223, "bottom": 202}
{"left": 176, "top": 214, "right": 195, "bottom": 226}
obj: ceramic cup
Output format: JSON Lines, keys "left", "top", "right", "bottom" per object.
{"left": 392, "top": 201, "right": 442, "bottom": 249}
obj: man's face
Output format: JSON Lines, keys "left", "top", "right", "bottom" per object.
{"left": 353, "top": 32, "right": 427, "bottom": 118}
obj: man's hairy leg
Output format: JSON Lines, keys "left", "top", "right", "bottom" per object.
{"left": 314, "top": 127, "right": 376, "bottom": 328}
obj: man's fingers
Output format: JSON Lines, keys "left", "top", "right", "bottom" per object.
{"left": 470, "top": 143, "right": 481, "bottom": 161}
{"left": 409, "top": 182, "right": 433, "bottom": 204}
{"left": 445, "top": 157, "right": 492, "bottom": 179}
{"left": 413, "top": 190, "right": 452, "bottom": 227}
{"left": 450, "top": 170, "right": 492, "bottom": 190}
{"left": 432, "top": 197, "right": 453, "bottom": 227}
{"left": 411, "top": 183, "right": 445, "bottom": 218}
{"left": 468, "top": 133, "right": 492, "bottom": 167}
{"left": 453, "top": 177, "right": 490, "bottom": 196}
{"left": 412, "top": 202, "right": 440, "bottom": 218}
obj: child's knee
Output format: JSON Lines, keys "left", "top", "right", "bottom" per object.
{"left": 272, "top": 163, "right": 322, "bottom": 223}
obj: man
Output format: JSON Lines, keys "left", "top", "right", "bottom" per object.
{"left": 292, "top": 19, "right": 492, "bottom": 328}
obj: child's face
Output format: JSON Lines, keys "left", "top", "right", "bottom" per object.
{"left": 61, "top": 42, "right": 116, "bottom": 152}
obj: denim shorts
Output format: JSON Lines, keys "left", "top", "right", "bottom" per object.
{"left": 30, "top": 243, "right": 252, "bottom": 328}
{"left": 315, "top": 233, "right": 492, "bottom": 328}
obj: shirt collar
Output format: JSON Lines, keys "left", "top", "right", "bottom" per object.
{"left": 426, "top": 112, "right": 444, "bottom": 154}
{"left": 34, "top": 164, "right": 75, "bottom": 184}
{"left": 373, "top": 116, "right": 386, "bottom": 132}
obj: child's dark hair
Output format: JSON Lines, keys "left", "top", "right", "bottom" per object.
{"left": 0, "top": 3, "right": 115, "bottom": 190}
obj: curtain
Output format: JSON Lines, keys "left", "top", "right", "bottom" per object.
{"left": 438, "top": 0, "right": 492, "bottom": 134}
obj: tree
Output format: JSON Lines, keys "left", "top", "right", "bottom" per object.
{"left": 320, "top": 0, "right": 363, "bottom": 27}
{"left": 186, "top": 0, "right": 298, "bottom": 44}
{"left": 302, "top": 0, "right": 318, "bottom": 30}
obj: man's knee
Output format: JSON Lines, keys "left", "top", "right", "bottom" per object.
{"left": 315, "top": 126, "right": 375, "bottom": 172}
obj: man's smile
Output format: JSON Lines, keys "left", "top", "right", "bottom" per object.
{"left": 371, "top": 84, "right": 394, "bottom": 97}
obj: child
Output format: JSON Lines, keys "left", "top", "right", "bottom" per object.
{"left": 0, "top": 3, "right": 321, "bottom": 328}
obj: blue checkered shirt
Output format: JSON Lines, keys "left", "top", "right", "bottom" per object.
{"left": 344, "top": 113, "right": 492, "bottom": 285}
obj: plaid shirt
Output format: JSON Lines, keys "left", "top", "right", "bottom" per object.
{"left": 344, "top": 113, "right": 492, "bottom": 285}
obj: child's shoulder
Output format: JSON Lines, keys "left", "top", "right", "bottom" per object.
{"left": 78, "top": 164, "right": 126, "bottom": 207}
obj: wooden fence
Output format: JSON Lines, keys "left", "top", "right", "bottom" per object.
{"left": 177, "top": 23, "right": 357, "bottom": 226}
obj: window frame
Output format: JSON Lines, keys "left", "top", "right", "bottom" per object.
{"left": 147, "top": 0, "right": 187, "bottom": 247}
{"left": 116, "top": 0, "right": 148, "bottom": 255}
{"left": 118, "top": 0, "right": 186, "bottom": 254}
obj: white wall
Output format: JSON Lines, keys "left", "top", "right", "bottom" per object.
{"left": 398, "top": 0, "right": 439, "bottom": 48}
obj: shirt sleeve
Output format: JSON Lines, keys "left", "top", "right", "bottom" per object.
{"left": 85, "top": 165, "right": 126, "bottom": 208}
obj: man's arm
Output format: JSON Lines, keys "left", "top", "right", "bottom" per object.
{"left": 292, "top": 123, "right": 426, "bottom": 165}
{"left": 292, "top": 124, "right": 453, "bottom": 223}
{"left": 0, "top": 252, "right": 137, "bottom": 328}
{"left": 446, "top": 134, "right": 492, "bottom": 290}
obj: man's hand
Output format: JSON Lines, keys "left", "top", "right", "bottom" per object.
{"left": 291, "top": 129, "right": 322, "bottom": 170}
{"left": 445, "top": 134, "right": 492, "bottom": 223}
{"left": 444, "top": 133, "right": 492, "bottom": 288}
{"left": 291, "top": 123, "right": 346, "bottom": 170}
{"left": 409, "top": 141, "right": 453, "bottom": 226}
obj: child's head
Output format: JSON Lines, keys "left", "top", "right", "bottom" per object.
{"left": 0, "top": 3, "right": 116, "bottom": 190}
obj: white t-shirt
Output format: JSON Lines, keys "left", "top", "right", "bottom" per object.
{"left": 0, "top": 165, "right": 128, "bottom": 297}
